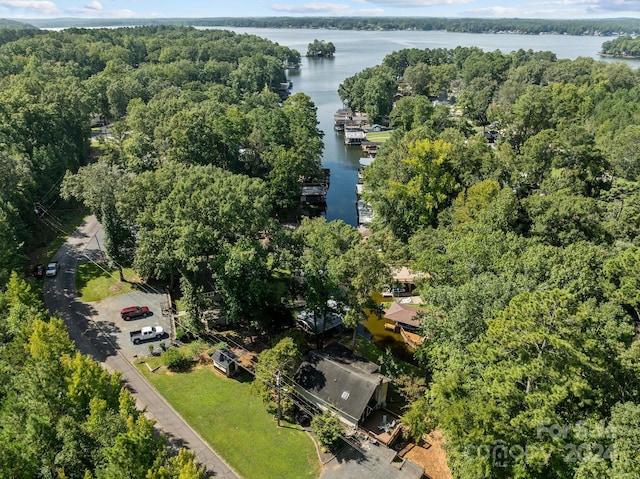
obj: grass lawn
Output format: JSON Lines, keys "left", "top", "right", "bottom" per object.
{"left": 76, "top": 262, "right": 139, "bottom": 302}
{"left": 138, "top": 362, "right": 321, "bottom": 479}
{"left": 365, "top": 130, "right": 393, "bottom": 143}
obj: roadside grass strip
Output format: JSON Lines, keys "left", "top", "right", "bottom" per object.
{"left": 138, "top": 363, "right": 321, "bottom": 479}
{"left": 76, "top": 262, "right": 138, "bottom": 302}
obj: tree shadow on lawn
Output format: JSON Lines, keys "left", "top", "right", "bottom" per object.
{"left": 161, "top": 432, "right": 217, "bottom": 478}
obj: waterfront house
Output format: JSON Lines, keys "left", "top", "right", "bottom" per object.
{"left": 384, "top": 302, "right": 424, "bottom": 350}
{"left": 295, "top": 343, "right": 391, "bottom": 429}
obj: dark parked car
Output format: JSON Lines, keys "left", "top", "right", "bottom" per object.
{"left": 32, "top": 264, "right": 44, "bottom": 279}
{"left": 120, "top": 306, "right": 150, "bottom": 320}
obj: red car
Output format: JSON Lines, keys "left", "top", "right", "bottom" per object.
{"left": 120, "top": 306, "right": 150, "bottom": 320}
{"left": 32, "top": 264, "right": 45, "bottom": 279}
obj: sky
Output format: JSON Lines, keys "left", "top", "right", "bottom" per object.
{"left": 2, "top": 0, "right": 640, "bottom": 20}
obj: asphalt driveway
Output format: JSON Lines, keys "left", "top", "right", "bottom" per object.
{"left": 89, "top": 290, "right": 171, "bottom": 359}
{"left": 42, "top": 215, "right": 239, "bottom": 479}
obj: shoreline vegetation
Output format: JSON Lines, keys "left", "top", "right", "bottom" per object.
{"left": 600, "top": 34, "right": 640, "bottom": 58}
{"left": 18, "top": 16, "right": 640, "bottom": 36}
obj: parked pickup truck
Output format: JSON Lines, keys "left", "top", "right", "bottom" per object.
{"left": 130, "top": 326, "right": 164, "bottom": 345}
{"left": 45, "top": 261, "right": 59, "bottom": 277}
{"left": 121, "top": 306, "right": 150, "bottom": 320}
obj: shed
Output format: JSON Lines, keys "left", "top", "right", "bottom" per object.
{"left": 210, "top": 348, "right": 239, "bottom": 377}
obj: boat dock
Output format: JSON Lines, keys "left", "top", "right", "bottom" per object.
{"left": 345, "top": 128, "right": 366, "bottom": 146}
{"left": 300, "top": 168, "right": 330, "bottom": 212}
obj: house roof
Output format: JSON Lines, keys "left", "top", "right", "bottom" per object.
{"left": 295, "top": 343, "right": 388, "bottom": 423}
{"left": 391, "top": 266, "right": 426, "bottom": 284}
{"left": 359, "top": 157, "right": 374, "bottom": 167}
{"left": 384, "top": 302, "right": 421, "bottom": 328}
{"left": 211, "top": 348, "right": 237, "bottom": 366}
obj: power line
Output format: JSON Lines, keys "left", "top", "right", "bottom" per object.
{"left": 35, "top": 206, "right": 372, "bottom": 444}
{"left": 38, "top": 172, "right": 67, "bottom": 207}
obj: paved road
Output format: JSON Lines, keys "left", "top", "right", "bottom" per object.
{"left": 43, "top": 215, "right": 240, "bottom": 479}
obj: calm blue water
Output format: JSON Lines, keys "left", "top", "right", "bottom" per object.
{"left": 209, "top": 27, "right": 639, "bottom": 225}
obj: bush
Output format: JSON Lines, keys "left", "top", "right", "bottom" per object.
{"left": 185, "top": 339, "right": 207, "bottom": 360}
{"left": 162, "top": 347, "right": 191, "bottom": 372}
{"left": 311, "top": 410, "right": 344, "bottom": 451}
{"left": 175, "top": 327, "right": 185, "bottom": 340}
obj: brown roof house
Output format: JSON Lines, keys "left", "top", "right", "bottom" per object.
{"left": 384, "top": 302, "right": 424, "bottom": 350}
{"left": 295, "top": 343, "right": 390, "bottom": 428}
{"left": 385, "top": 302, "right": 421, "bottom": 331}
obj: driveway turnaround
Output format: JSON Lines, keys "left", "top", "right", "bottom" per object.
{"left": 43, "top": 215, "right": 240, "bottom": 479}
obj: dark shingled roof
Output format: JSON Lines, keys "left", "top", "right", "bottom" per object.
{"left": 210, "top": 348, "right": 237, "bottom": 366}
{"left": 295, "top": 343, "right": 388, "bottom": 423}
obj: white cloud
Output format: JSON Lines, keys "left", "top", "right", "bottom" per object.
{"left": 461, "top": 3, "right": 589, "bottom": 16}
{"left": 65, "top": 3, "right": 137, "bottom": 17}
{"left": 0, "top": 0, "right": 58, "bottom": 15}
{"left": 269, "top": 2, "right": 352, "bottom": 14}
{"left": 85, "top": 0, "right": 102, "bottom": 11}
{"left": 462, "top": 0, "right": 640, "bottom": 17}
{"left": 365, "top": 0, "right": 472, "bottom": 6}
{"left": 585, "top": 0, "right": 640, "bottom": 12}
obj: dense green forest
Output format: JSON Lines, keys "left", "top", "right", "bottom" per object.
{"left": 3, "top": 21, "right": 640, "bottom": 479}
{"left": 0, "top": 18, "right": 35, "bottom": 29}
{"left": 0, "top": 273, "right": 206, "bottom": 477}
{"left": 601, "top": 34, "right": 640, "bottom": 57}
{"left": 339, "top": 45, "right": 640, "bottom": 477}
{"left": 20, "top": 16, "right": 640, "bottom": 36}
{"left": 0, "top": 25, "right": 327, "bottom": 478}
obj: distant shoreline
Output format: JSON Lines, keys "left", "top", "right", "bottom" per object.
{"left": 18, "top": 16, "right": 640, "bottom": 37}
{"left": 599, "top": 52, "right": 640, "bottom": 59}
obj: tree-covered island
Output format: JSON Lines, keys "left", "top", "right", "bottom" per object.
{"left": 601, "top": 34, "right": 640, "bottom": 57}
{"left": 306, "top": 39, "right": 335, "bottom": 57}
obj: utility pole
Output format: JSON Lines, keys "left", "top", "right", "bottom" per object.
{"left": 94, "top": 233, "right": 104, "bottom": 262}
{"left": 276, "top": 370, "right": 282, "bottom": 427}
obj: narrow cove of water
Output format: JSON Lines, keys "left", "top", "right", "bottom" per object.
{"left": 211, "top": 27, "right": 638, "bottom": 227}
{"left": 208, "top": 27, "right": 640, "bottom": 358}
{"left": 361, "top": 293, "right": 418, "bottom": 365}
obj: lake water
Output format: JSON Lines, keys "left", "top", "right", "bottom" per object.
{"left": 211, "top": 27, "right": 640, "bottom": 225}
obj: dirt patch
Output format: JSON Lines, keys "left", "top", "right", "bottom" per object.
{"left": 109, "top": 284, "right": 123, "bottom": 292}
{"left": 402, "top": 430, "right": 451, "bottom": 479}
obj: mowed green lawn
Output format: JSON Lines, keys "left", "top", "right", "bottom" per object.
{"left": 139, "top": 364, "right": 321, "bottom": 479}
{"left": 76, "top": 262, "right": 138, "bottom": 302}
{"left": 365, "top": 130, "right": 392, "bottom": 143}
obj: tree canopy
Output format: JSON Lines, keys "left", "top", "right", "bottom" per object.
{"left": 0, "top": 275, "right": 205, "bottom": 478}
{"left": 351, "top": 44, "right": 640, "bottom": 478}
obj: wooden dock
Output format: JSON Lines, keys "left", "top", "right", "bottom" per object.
{"left": 357, "top": 199, "right": 374, "bottom": 225}
{"left": 300, "top": 168, "right": 330, "bottom": 206}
